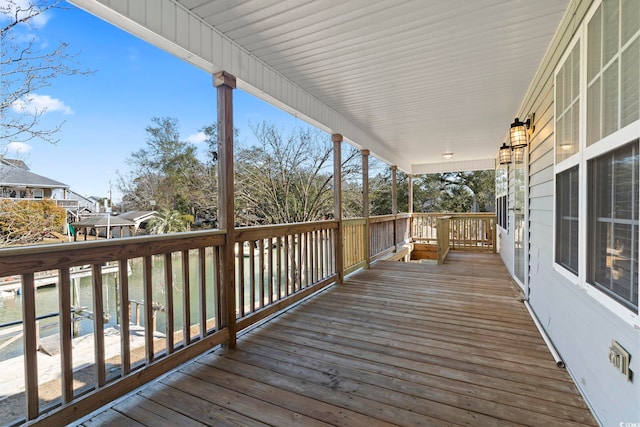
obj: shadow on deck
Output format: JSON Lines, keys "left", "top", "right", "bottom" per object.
{"left": 80, "top": 252, "right": 597, "bottom": 426}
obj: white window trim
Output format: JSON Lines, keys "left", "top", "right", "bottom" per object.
{"left": 495, "top": 163, "right": 509, "bottom": 232}
{"left": 512, "top": 148, "right": 529, "bottom": 292}
{"left": 553, "top": 34, "right": 583, "bottom": 282}
{"left": 552, "top": 0, "right": 640, "bottom": 327}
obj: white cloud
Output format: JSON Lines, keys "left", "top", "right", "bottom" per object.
{"left": 0, "top": 0, "right": 51, "bottom": 29}
{"left": 185, "top": 131, "right": 207, "bottom": 144}
{"left": 11, "top": 93, "right": 73, "bottom": 115}
{"left": 5, "top": 141, "right": 32, "bottom": 153}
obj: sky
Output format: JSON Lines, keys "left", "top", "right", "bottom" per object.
{"left": 2, "top": 1, "right": 311, "bottom": 201}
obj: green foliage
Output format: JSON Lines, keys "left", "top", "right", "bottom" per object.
{"left": 146, "top": 209, "right": 188, "bottom": 234}
{"left": 369, "top": 170, "right": 495, "bottom": 214}
{"left": 119, "top": 117, "right": 211, "bottom": 215}
{"left": 0, "top": 199, "right": 66, "bottom": 246}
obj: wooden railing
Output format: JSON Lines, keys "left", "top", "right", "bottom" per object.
{"left": 234, "top": 221, "right": 338, "bottom": 331}
{"left": 369, "top": 214, "right": 411, "bottom": 261}
{"left": 411, "top": 213, "right": 440, "bottom": 242}
{"left": 448, "top": 213, "right": 496, "bottom": 252}
{"left": 0, "top": 231, "right": 229, "bottom": 426}
{"left": 0, "top": 220, "right": 344, "bottom": 426}
{"left": 412, "top": 213, "right": 497, "bottom": 263}
{"left": 342, "top": 218, "right": 368, "bottom": 274}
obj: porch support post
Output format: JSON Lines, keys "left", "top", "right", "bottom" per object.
{"left": 332, "top": 134, "right": 344, "bottom": 284}
{"left": 361, "top": 150, "right": 370, "bottom": 268}
{"left": 408, "top": 174, "right": 413, "bottom": 214}
{"left": 391, "top": 165, "right": 398, "bottom": 215}
{"left": 408, "top": 173, "right": 413, "bottom": 245}
{"left": 214, "top": 71, "right": 237, "bottom": 348}
{"left": 391, "top": 165, "right": 398, "bottom": 249}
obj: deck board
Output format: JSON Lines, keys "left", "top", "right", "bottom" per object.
{"left": 82, "top": 252, "right": 597, "bottom": 426}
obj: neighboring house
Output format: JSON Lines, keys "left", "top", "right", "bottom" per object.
{"left": 116, "top": 211, "right": 157, "bottom": 235}
{"left": 0, "top": 157, "right": 72, "bottom": 203}
{"left": 0, "top": 158, "right": 102, "bottom": 224}
{"left": 70, "top": 211, "right": 156, "bottom": 239}
{"left": 64, "top": 189, "right": 100, "bottom": 213}
{"left": 71, "top": 214, "right": 135, "bottom": 240}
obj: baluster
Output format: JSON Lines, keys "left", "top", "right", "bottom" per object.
{"left": 214, "top": 246, "right": 222, "bottom": 329}
{"left": 164, "top": 253, "right": 174, "bottom": 354}
{"left": 22, "top": 272, "right": 39, "bottom": 420}
{"left": 198, "top": 247, "right": 206, "bottom": 339}
{"left": 236, "top": 243, "right": 244, "bottom": 317}
{"left": 119, "top": 259, "right": 131, "bottom": 373}
{"left": 276, "top": 236, "right": 282, "bottom": 300}
{"left": 182, "top": 250, "right": 191, "bottom": 345}
{"left": 91, "top": 264, "right": 106, "bottom": 386}
{"left": 58, "top": 267, "right": 73, "bottom": 403}
{"left": 268, "top": 237, "right": 274, "bottom": 305}
{"left": 143, "top": 256, "right": 154, "bottom": 363}
{"left": 249, "top": 240, "right": 256, "bottom": 312}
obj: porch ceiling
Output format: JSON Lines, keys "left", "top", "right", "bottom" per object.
{"left": 71, "top": 0, "right": 570, "bottom": 172}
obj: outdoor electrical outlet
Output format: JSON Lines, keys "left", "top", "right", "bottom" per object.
{"left": 609, "top": 340, "right": 632, "bottom": 381}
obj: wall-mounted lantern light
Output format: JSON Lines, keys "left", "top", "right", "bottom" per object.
{"left": 513, "top": 147, "right": 525, "bottom": 164}
{"left": 510, "top": 115, "right": 534, "bottom": 149}
{"left": 499, "top": 143, "right": 512, "bottom": 165}
{"left": 500, "top": 114, "right": 535, "bottom": 164}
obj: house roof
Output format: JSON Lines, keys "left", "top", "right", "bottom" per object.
{"left": 71, "top": 0, "right": 570, "bottom": 173}
{"left": 65, "top": 189, "right": 98, "bottom": 205}
{"left": 117, "top": 211, "right": 157, "bottom": 222}
{"left": 71, "top": 214, "right": 135, "bottom": 228}
{"left": 0, "top": 157, "right": 29, "bottom": 170}
{"left": 0, "top": 162, "right": 69, "bottom": 189}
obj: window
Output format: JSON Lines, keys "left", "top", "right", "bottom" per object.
{"left": 556, "top": 42, "right": 581, "bottom": 162}
{"left": 588, "top": 141, "right": 639, "bottom": 310}
{"left": 497, "top": 195, "right": 507, "bottom": 230}
{"left": 495, "top": 166, "right": 508, "bottom": 230}
{"left": 587, "top": 0, "right": 639, "bottom": 145}
{"left": 554, "top": 38, "right": 581, "bottom": 277}
{"left": 556, "top": 166, "right": 579, "bottom": 274}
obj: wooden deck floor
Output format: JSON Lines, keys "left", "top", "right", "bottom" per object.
{"left": 81, "top": 252, "right": 597, "bottom": 427}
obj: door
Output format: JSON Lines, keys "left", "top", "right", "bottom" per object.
{"left": 513, "top": 156, "right": 527, "bottom": 286}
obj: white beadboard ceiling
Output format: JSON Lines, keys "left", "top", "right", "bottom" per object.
{"left": 71, "top": 0, "right": 570, "bottom": 173}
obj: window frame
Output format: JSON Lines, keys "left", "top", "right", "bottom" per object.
{"left": 587, "top": 140, "right": 639, "bottom": 311}
{"left": 553, "top": 35, "right": 583, "bottom": 283}
{"left": 555, "top": 165, "right": 580, "bottom": 275}
{"left": 495, "top": 163, "right": 509, "bottom": 231}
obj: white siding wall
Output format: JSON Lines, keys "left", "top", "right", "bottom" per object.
{"left": 503, "top": 0, "right": 640, "bottom": 424}
{"left": 498, "top": 227, "right": 514, "bottom": 277}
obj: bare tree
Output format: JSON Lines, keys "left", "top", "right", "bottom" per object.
{"left": 235, "top": 122, "right": 360, "bottom": 225}
{"left": 1, "top": 0, "right": 92, "bottom": 145}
